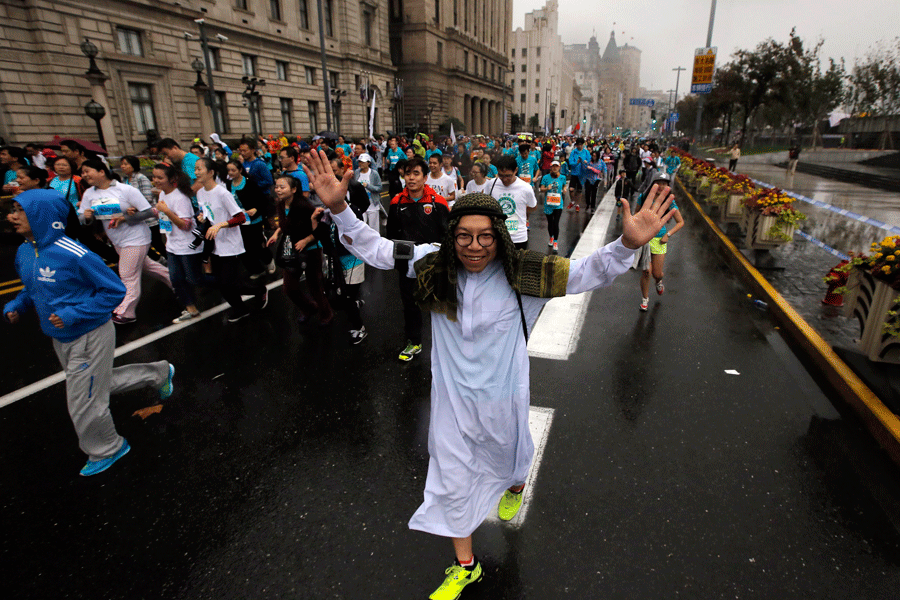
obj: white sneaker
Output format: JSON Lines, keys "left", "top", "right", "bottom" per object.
{"left": 172, "top": 310, "right": 200, "bottom": 324}
{"left": 640, "top": 298, "right": 649, "bottom": 312}
{"left": 656, "top": 281, "right": 665, "bottom": 295}
{"left": 548, "top": 236, "right": 554, "bottom": 247}
{"left": 266, "top": 260, "right": 276, "bottom": 274}
{"left": 350, "top": 326, "right": 368, "bottom": 345}
{"left": 552, "top": 241, "right": 559, "bottom": 252}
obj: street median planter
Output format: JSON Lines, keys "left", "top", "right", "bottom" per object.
{"left": 723, "top": 194, "right": 745, "bottom": 224}
{"left": 744, "top": 211, "right": 796, "bottom": 250}
{"left": 843, "top": 269, "right": 900, "bottom": 363}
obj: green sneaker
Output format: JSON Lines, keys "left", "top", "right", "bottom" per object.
{"left": 429, "top": 559, "right": 483, "bottom": 600}
{"left": 398, "top": 341, "right": 422, "bottom": 362}
{"left": 498, "top": 488, "right": 524, "bottom": 521}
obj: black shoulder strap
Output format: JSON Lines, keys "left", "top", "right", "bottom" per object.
{"left": 516, "top": 291, "right": 528, "bottom": 341}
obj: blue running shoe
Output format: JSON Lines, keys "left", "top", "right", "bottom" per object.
{"left": 159, "top": 364, "right": 175, "bottom": 400}
{"left": 80, "top": 439, "right": 130, "bottom": 477}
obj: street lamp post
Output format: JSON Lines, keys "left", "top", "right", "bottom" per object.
{"left": 191, "top": 57, "right": 207, "bottom": 88}
{"left": 693, "top": 0, "right": 717, "bottom": 145}
{"left": 193, "top": 19, "right": 223, "bottom": 135}
{"left": 84, "top": 100, "right": 107, "bottom": 150}
{"left": 316, "top": 0, "right": 332, "bottom": 131}
{"left": 242, "top": 76, "right": 266, "bottom": 138}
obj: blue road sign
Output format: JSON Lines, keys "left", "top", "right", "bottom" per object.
{"left": 629, "top": 98, "right": 655, "bottom": 107}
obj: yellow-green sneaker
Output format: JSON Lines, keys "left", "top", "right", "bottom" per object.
{"left": 398, "top": 341, "right": 422, "bottom": 361}
{"left": 497, "top": 489, "right": 523, "bottom": 521}
{"left": 429, "top": 559, "right": 483, "bottom": 600}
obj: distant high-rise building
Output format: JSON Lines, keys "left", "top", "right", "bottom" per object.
{"left": 564, "top": 36, "right": 602, "bottom": 133}
{"left": 597, "top": 30, "right": 642, "bottom": 134}
{"left": 389, "top": 0, "right": 512, "bottom": 136}
{"left": 508, "top": 0, "right": 580, "bottom": 135}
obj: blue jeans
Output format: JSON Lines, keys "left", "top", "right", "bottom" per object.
{"left": 167, "top": 253, "right": 205, "bottom": 308}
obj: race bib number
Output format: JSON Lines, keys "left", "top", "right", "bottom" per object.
{"left": 505, "top": 217, "right": 518, "bottom": 232}
{"left": 158, "top": 214, "right": 173, "bottom": 234}
{"left": 90, "top": 197, "right": 122, "bottom": 219}
{"left": 546, "top": 193, "right": 561, "bottom": 208}
{"left": 519, "top": 173, "right": 532, "bottom": 184}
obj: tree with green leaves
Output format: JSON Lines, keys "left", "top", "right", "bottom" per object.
{"left": 847, "top": 38, "right": 900, "bottom": 149}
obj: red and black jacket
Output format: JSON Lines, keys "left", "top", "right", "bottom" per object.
{"left": 385, "top": 185, "right": 449, "bottom": 244}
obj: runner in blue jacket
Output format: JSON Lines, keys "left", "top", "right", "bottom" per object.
{"left": 4, "top": 189, "right": 174, "bottom": 476}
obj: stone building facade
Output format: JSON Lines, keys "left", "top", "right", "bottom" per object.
{"left": 508, "top": 0, "right": 580, "bottom": 135}
{"left": 564, "top": 36, "right": 603, "bottom": 133}
{"left": 388, "top": 0, "right": 512, "bottom": 136}
{"left": 0, "top": 0, "right": 396, "bottom": 154}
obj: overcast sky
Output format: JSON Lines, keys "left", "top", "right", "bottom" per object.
{"left": 513, "top": 0, "right": 899, "bottom": 101}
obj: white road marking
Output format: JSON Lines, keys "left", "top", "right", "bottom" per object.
{"left": 0, "top": 280, "right": 284, "bottom": 409}
{"left": 527, "top": 186, "right": 618, "bottom": 360}
{"left": 485, "top": 406, "right": 555, "bottom": 526}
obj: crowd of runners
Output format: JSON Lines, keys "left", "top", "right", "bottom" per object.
{"left": 3, "top": 129, "right": 682, "bottom": 600}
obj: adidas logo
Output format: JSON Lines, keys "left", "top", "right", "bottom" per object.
{"left": 38, "top": 266, "right": 56, "bottom": 282}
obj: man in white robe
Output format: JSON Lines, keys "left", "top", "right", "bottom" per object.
{"left": 303, "top": 149, "right": 675, "bottom": 600}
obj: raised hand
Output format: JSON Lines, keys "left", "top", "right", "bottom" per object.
{"left": 301, "top": 149, "right": 353, "bottom": 214}
{"left": 620, "top": 184, "right": 676, "bottom": 250}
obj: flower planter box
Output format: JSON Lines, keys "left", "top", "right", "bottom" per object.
{"left": 744, "top": 211, "right": 795, "bottom": 249}
{"left": 842, "top": 269, "right": 900, "bottom": 363}
{"left": 722, "top": 194, "right": 745, "bottom": 224}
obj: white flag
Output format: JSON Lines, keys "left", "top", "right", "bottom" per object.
{"left": 369, "top": 89, "right": 377, "bottom": 139}
{"left": 450, "top": 122, "right": 456, "bottom": 146}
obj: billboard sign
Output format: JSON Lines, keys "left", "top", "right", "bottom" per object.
{"left": 691, "top": 47, "right": 717, "bottom": 94}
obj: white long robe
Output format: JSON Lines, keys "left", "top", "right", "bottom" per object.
{"left": 331, "top": 208, "right": 636, "bottom": 538}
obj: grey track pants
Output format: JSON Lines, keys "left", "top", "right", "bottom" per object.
{"left": 52, "top": 320, "right": 169, "bottom": 461}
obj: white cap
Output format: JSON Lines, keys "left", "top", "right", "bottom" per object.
{"left": 358, "top": 153, "right": 373, "bottom": 163}
{"left": 551, "top": 160, "right": 560, "bottom": 166}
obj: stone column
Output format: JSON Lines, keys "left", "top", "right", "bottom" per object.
{"left": 194, "top": 84, "right": 214, "bottom": 141}
{"left": 480, "top": 98, "right": 488, "bottom": 135}
{"left": 464, "top": 94, "right": 471, "bottom": 134}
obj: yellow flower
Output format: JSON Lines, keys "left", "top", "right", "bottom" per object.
{"left": 883, "top": 266, "right": 893, "bottom": 274}
{"left": 888, "top": 255, "right": 897, "bottom": 262}
{"left": 875, "top": 253, "right": 883, "bottom": 259}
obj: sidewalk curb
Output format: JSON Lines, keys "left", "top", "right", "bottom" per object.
{"left": 675, "top": 177, "right": 900, "bottom": 465}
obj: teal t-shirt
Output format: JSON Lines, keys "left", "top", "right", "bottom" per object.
{"left": 540, "top": 173, "right": 567, "bottom": 214}
{"left": 386, "top": 148, "right": 404, "bottom": 170}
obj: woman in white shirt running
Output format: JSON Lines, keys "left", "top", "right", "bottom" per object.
{"left": 194, "top": 157, "right": 267, "bottom": 323}
{"left": 463, "top": 163, "right": 494, "bottom": 196}
{"left": 152, "top": 163, "right": 207, "bottom": 323}
{"left": 80, "top": 159, "right": 172, "bottom": 325}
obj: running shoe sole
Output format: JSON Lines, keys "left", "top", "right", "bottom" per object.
{"left": 80, "top": 439, "right": 130, "bottom": 476}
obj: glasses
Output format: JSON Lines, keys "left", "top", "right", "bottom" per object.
{"left": 455, "top": 232, "right": 496, "bottom": 248}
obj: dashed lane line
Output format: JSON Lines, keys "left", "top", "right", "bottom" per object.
{"left": 527, "top": 186, "right": 618, "bottom": 360}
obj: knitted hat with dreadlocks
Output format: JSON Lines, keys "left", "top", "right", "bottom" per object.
{"left": 413, "top": 193, "right": 570, "bottom": 321}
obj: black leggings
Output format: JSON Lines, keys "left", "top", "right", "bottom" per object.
{"left": 546, "top": 210, "right": 562, "bottom": 240}
{"left": 210, "top": 254, "right": 265, "bottom": 310}
{"left": 584, "top": 181, "right": 600, "bottom": 210}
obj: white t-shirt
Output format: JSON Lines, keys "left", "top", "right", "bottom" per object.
{"left": 464, "top": 178, "right": 496, "bottom": 196}
{"left": 160, "top": 188, "right": 201, "bottom": 256}
{"left": 81, "top": 181, "right": 152, "bottom": 248}
{"left": 640, "top": 149, "right": 653, "bottom": 166}
{"left": 425, "top": 172, "right": 456, "bottom": 200}
{"left": 489, "top": 178, "right": 537, "bottom": 243}
{"left": 196, "top": 184, "right": 245, "bottom": 257}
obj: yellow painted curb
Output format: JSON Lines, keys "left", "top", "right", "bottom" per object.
{"left": 676, "top": 177, "right": 900, "bottom": 464}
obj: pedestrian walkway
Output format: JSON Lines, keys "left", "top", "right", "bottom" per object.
{"left": 2, "top": 189, "right": 900, "bottom": 599}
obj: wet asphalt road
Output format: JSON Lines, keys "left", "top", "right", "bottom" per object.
{"left": 3, "top": 194, "right": 900, "bottom": 599}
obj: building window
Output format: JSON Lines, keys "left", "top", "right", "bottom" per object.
{"left": 435, "top": 0, "right": 440, "bottom": 23}
{"left": 280, "top": 98, "right": 293, "bottom": 133}
{"left": 520, "top": 93, "right": 525, "bottom": 103}
{"left": 520, "top": 64, "right": 526, "bottom": 73}
{"left": 464, "top": 0, "right": 468, "bottom": 31}
{"left": 117, "top": 28, "right": 143, "bottom": 57}
{"left": 324, "top": 0, "right": 334, "bottom": 37}
{"left": 305, "top": 66, "right": 316, "bottom": 85}
{"left": 521, "top": 48, "right": 527, "bottom": 57}
{"left": 329, "top": 71, "right": 339, "bottom": 89}
{"left": 437, "top": 42, "right": 443, "bottom": 66}
{"left": 536, "top": 64, "right": 540, "bottom": 73}
{"left": 362, "top": 8, "right": 373, "bottom": 46}
{"left": 299, "top": 0, "right": 310, "bottom": 29}
{"left": 270, "top": 0, "right": 282, "bottom": 20}
{"left": 536, "top": 79, "right": 540, "bottom": 88}
{"left": 535, "top": 93, "right": 540, "bottom": 103}
{"left": 308, "top": 100, "right": 319, "bottom": 132}
{"left": 511, "top": 48, "right": 515, "bottom": 58}
{"left": 520, "top": 79, "right": 525, "bottom": 87}
{"left": 276, "top": 60, "right": 288, "bottom": 81}
{"left": 491, "top": 64, "right": 495, "bottom": 81}
{"left": 536, "top": 47, "right": 541, "bottom": 57}
{"left": 235, "top": 0, "right": 247, "bottom": 9}
{"left": 214, "top": 92, "right": 229, "bottom": 134}
{"left": 128, "top": 83, "right": 156, "bottom": 134}
{"left": 207, "top": 47, "right": 221, "bottom": 71}
{"left": 464, "top": 51, "right": 468, "bottom": 72}
{"left": 453, "top": 0, "right": 458, "bottom": 26}
{"left": 242, "top": 54, "right": 257, "bottom": 77}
